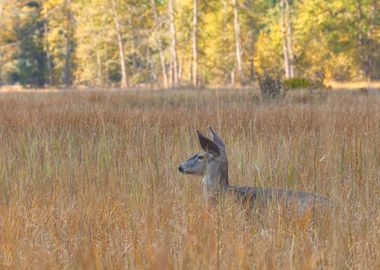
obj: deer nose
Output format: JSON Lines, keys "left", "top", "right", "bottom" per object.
{"left": 178, "top": 166, "right": 184, "bottom": 173}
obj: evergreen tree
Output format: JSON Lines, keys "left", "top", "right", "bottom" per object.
{"left": 14, "top": 1, "right": 47, "bottom": 87}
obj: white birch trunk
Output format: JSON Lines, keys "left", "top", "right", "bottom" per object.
{"left": 111, "top": 0, "right": 129, "bottom": 89}
{"left": 232, "top": 0, "right": 244, "bottom": 85}
{"left": 285, "top": 0, "right": 294, "bottom": 78}
{"left": 280, "top": 0, "right": 290, "bottom": 79}
{"left": 168, "top": 0, "right": 179, "bottom": 87}
{"left": 192, "top": 0, "right": 198, "bottom": 87}
{"left": 151, "top": 0, "right": 168, "bottom": 88}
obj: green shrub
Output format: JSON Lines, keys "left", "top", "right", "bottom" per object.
{"left": 284, "top": 78, "right": 312, "bottom": 89}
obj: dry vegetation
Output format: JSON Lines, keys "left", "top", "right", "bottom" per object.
{"left": 0, "top": 89, "right": 379, "bottom": 269}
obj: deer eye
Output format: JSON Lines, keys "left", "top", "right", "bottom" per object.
{"left": 198, "top": 155, "right": 204, "bottom": 160}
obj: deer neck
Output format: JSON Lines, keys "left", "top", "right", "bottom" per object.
{"left": 202, "top": 160, "right": 229, "bottom": 198}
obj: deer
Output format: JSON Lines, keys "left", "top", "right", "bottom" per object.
{"left": 178, "top": 127, "right": 329, "bottom": 213}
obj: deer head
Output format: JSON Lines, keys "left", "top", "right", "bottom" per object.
{"left": 178, "top": 127, "right": 229, "bottom": 198}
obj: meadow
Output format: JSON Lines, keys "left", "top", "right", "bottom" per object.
{"left": 0, "top": 89, "right": 379, "bottom": 269}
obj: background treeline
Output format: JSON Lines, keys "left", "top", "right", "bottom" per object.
{"left": 0, "top": 0, "right": 379, "bottom": 89}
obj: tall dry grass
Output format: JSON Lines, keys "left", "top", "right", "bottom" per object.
{"left": 0, "top": 89, "right": 379, "bottom": 269}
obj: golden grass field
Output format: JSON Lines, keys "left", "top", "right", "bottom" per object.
{"left": 0, "top": 89, "right": 379, "bottom": 269}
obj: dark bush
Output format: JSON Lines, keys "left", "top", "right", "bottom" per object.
{"left": 258, "top": 72, "right": 285, "bottom": 99}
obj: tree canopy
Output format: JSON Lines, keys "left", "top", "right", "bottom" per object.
{"left": 0, "top": 0, "right": 379, "bottom": 88}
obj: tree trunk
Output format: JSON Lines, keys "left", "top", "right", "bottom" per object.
{"left": 168, "top": 0, "right": 178, "bottom": 88}
{"left": 231, "top": 69, "right": 235, "bottom": 87}
{"left": 0, "top": 0, "right": 3, "bottom": 85}
{"left": 63, "top": 0, "right": 73, "bottom": 88}
{"left": 222, "top": 0, "right": 230, "bottom": 84}
{"left": 111, "top": 0, "right": 129, "bottom": 89}
{"left": 115, "top": 23, "right": 128, "bottom": 89}
{"left": 355, "top": 0, "right": 365, "bottom": 78}
{"left": 285, "top": 0, "right": 294, "bottom": 78}
{"left": 280, "top": 0, "right": 291, "bottom": 79}
{"left": 63, "top": 36, "right": 71, "bottom": 88}
{"left": 96, "top": 50, "right": 102, "bottom": 86}
{"left": 0, "top": 0, "right": 4, "bottom": 24}
{"left": 232, "top": 0, "right": 244, "bottom": 85}
{"left": 105, "top": 43, "right": 109, "bottom": 87}
{"left": 151, "top": 0, "right": 168, "bottom": 88}
{"left": 246, "top": 0, "right": 255, "bottom": 82}
{"left": 192, "top": 0, "right": 198, "bottom": 87}
{"left": 367, "top": 0, "right": 377, "bottom": 81}
{"left": 147, "top": 47, "right": 155, "bottom": 89}
{"left": 250, "top": 41, "right": 255, "bottom": 82}
{"left": 178, "top": 56, "right": 183, "bottom": 81}
{"left": 223, "top": 0, "right": 227, "bottom": 39}
{"left": 44, "top": 20, "right": 53, "bottom": 85}
{"left": 355, "top": 0, "right": 375, "bottom": 81}
{"left": 189, "top": 58, "right": 192, "bottom": 85}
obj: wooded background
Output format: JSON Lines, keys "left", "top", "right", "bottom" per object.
{"left": 0, "top": 0, "right": 379, "bottom": 88}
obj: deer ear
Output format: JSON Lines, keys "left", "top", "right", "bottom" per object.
{"left": 208, "top": 126, "right": 225, "bottom": 148}
{"left": 196, "top": 130, "right": 221, "bottom": 156}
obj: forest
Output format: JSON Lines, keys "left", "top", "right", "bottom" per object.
{"left": 0, "top": 0, "right": 379, "bottom": 89}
